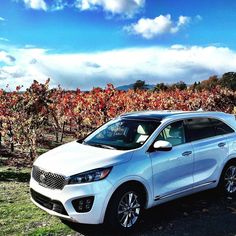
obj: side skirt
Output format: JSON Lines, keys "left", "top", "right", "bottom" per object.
{"left": 154, "top": 180, "right": 217, "bottom": 201}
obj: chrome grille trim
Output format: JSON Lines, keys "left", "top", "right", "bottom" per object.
{"left": 32, "top": 166, "right": 67, "bottom": 190}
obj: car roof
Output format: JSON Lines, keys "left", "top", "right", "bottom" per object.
{"left": 120, "top": 110, "right": 231, "bottom": 121}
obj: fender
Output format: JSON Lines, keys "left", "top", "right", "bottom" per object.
{"left": 99, "top": 175, "right": 153, "bottom": 223}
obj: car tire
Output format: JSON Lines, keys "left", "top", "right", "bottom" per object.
{"left": 105, "top": 184, "right": 145, "bottom": 232}
{"left": 219, "top": 162, "right": 236, "bottom": 197}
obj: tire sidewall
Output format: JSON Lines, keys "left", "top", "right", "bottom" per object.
{"left": 105, "top": 185, "right": 144, "bottom": 232}
{"left": 219, "top": 162, "right": 236, "bottom": 197}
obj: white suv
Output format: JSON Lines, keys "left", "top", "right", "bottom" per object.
{"left": 30, "top": 111, "right": 236, "bottom": 231}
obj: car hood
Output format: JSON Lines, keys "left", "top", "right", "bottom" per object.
{"left": 33, "top": 141, "right": 133, "bottom": 176}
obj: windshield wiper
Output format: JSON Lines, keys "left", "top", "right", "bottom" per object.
{"left": 99, "top": 144, "right": 117, "bottom": 150}
{"left": 83, "top": 142, "right": 117, "bottom": 150}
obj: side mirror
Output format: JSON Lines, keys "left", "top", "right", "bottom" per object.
{"left": 152, "top": 140, "right": 172, "bottom": 151}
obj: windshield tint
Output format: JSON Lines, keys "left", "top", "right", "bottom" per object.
{"left": 84, "top": 119, "right": 160, "bottom": 150}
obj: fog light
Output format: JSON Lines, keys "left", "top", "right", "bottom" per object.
{"left": 86, "top": 199, "right": 91, "bottom": 204}
{"left": 72, "top": 196, "right": 94, "bottom": 213}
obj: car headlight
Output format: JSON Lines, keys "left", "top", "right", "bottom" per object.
{"left": 68, "top": 167, "right": 112, "bottom": 185}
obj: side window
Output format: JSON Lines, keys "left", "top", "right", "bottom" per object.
{"left": 186, "top": 118, "right": 215, "bottom": 142}
{"left": 156, "top": 121, "right": 186, "bottom": 146}
{"left": 210, "top": 118, "right": 235, "bottom": 135}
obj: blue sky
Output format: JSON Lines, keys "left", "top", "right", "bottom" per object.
{"left": 1, "top": 0, "right": 236, "bottom": 89}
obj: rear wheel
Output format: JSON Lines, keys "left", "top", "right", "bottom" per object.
{"left": 219, "top": 163, "right": 236, "bottom": 197}
{"left": 106, "top": 185, "right": 144, "bottom": 231}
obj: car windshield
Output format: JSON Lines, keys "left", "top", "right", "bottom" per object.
{"left": 83, "top": 119, "right": 160, "bottom": 150}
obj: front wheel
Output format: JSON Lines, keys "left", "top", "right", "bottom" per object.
{"left": 106, "top": 185, "right": 144, "bottom": 231}
{"left": 219, "top": 163, "right": 236, "bottom": 197}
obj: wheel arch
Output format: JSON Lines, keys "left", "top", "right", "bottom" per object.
{"left": 223, "top": 157, "right": 236, "bottom": 171}
{"left": 223, "top": 157, "right": 236, "bottom": 169}
{"left": 219, "top": 157, "right": 236, "bottom": 184}
{"left": 111, "top": 180, "right": 148, "bottom": 203}
{"left": 100, "top": 177, "right": 152, "bottom": 223}
{"left": 218, "top": 157, "right": 236, "bottom": 193}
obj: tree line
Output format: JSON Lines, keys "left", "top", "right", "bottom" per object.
{"left": 133, "top": 72, "right": 236, "bottom": 91}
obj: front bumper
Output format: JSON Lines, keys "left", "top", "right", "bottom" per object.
{"left": 30, "top": 177, "right": 114, "bottom": 224}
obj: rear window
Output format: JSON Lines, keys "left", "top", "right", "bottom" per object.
{"left": 210, "top": 118, "right": 235, "bottom": 135}
{"left": 186, "top": 118, "right": 215, "bottom": 142}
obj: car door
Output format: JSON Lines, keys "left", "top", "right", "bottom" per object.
{"left": 149, "top": 120, "right": 194, "bottom": 200}
{"left": 185, "top": 117, "right": 230, "bottom": 187}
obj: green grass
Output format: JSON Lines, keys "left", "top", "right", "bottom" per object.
{"left": 0, "top": 167, "right": 75, "bottom": 236}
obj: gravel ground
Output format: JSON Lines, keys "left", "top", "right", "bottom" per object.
{"left": 63, "top": 190, "right": 236, "bottom": 236}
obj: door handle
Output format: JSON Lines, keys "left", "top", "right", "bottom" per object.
{"left": 182, "top": 151, "right": 192, "bottom": 156}
{"left": 218, "top": 142, "right": 226, "bottom": 147}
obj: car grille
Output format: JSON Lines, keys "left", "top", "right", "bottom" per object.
{"left": 30, "top": 188, "right": 68, "bottom": 215}
{"left": 32, "top": 166, "right": 67, "bottom": 190}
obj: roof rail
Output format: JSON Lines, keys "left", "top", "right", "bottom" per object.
{"left": 197, "top": 108, "right": 204, "bottom": 111}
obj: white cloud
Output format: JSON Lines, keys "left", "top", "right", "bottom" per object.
{"left": 1, "top": 45, "right": 236, "bottom": 90}
{"left": 50, "top": 0, "right": 70, "bottom": 11}
{"left": 0, "top": 38, "right": 9, "bottom": 42}
{"left": 75, "top": 0, "right": 145, "bottom": 18}
{"left": 23, "top": 0, "right": 47, "bottom": 11}
{"left": 170, "top": 15, "right": 191, "bottom": 33}
{"left": 0, "top": 17, "right": 5, "bottom": 21}
{"left": 0, "top": 50, "right": 16, "bottom": 64}
{"left": 124, "top": 14, "right": 191, "bottom": 39}
{"left": 17, "top": 0, "right": 144, "bottom": 15}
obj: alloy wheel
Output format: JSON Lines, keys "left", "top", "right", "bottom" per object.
{"left": 224, "top": 165, "right": 236, "bottom": 194}
{"left": 117, "top": 191, "right": 141, "bottom": 228}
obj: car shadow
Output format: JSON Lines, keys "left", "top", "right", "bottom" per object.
{"left": 63, "top": 189, "right": 236, "bottom": 236}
